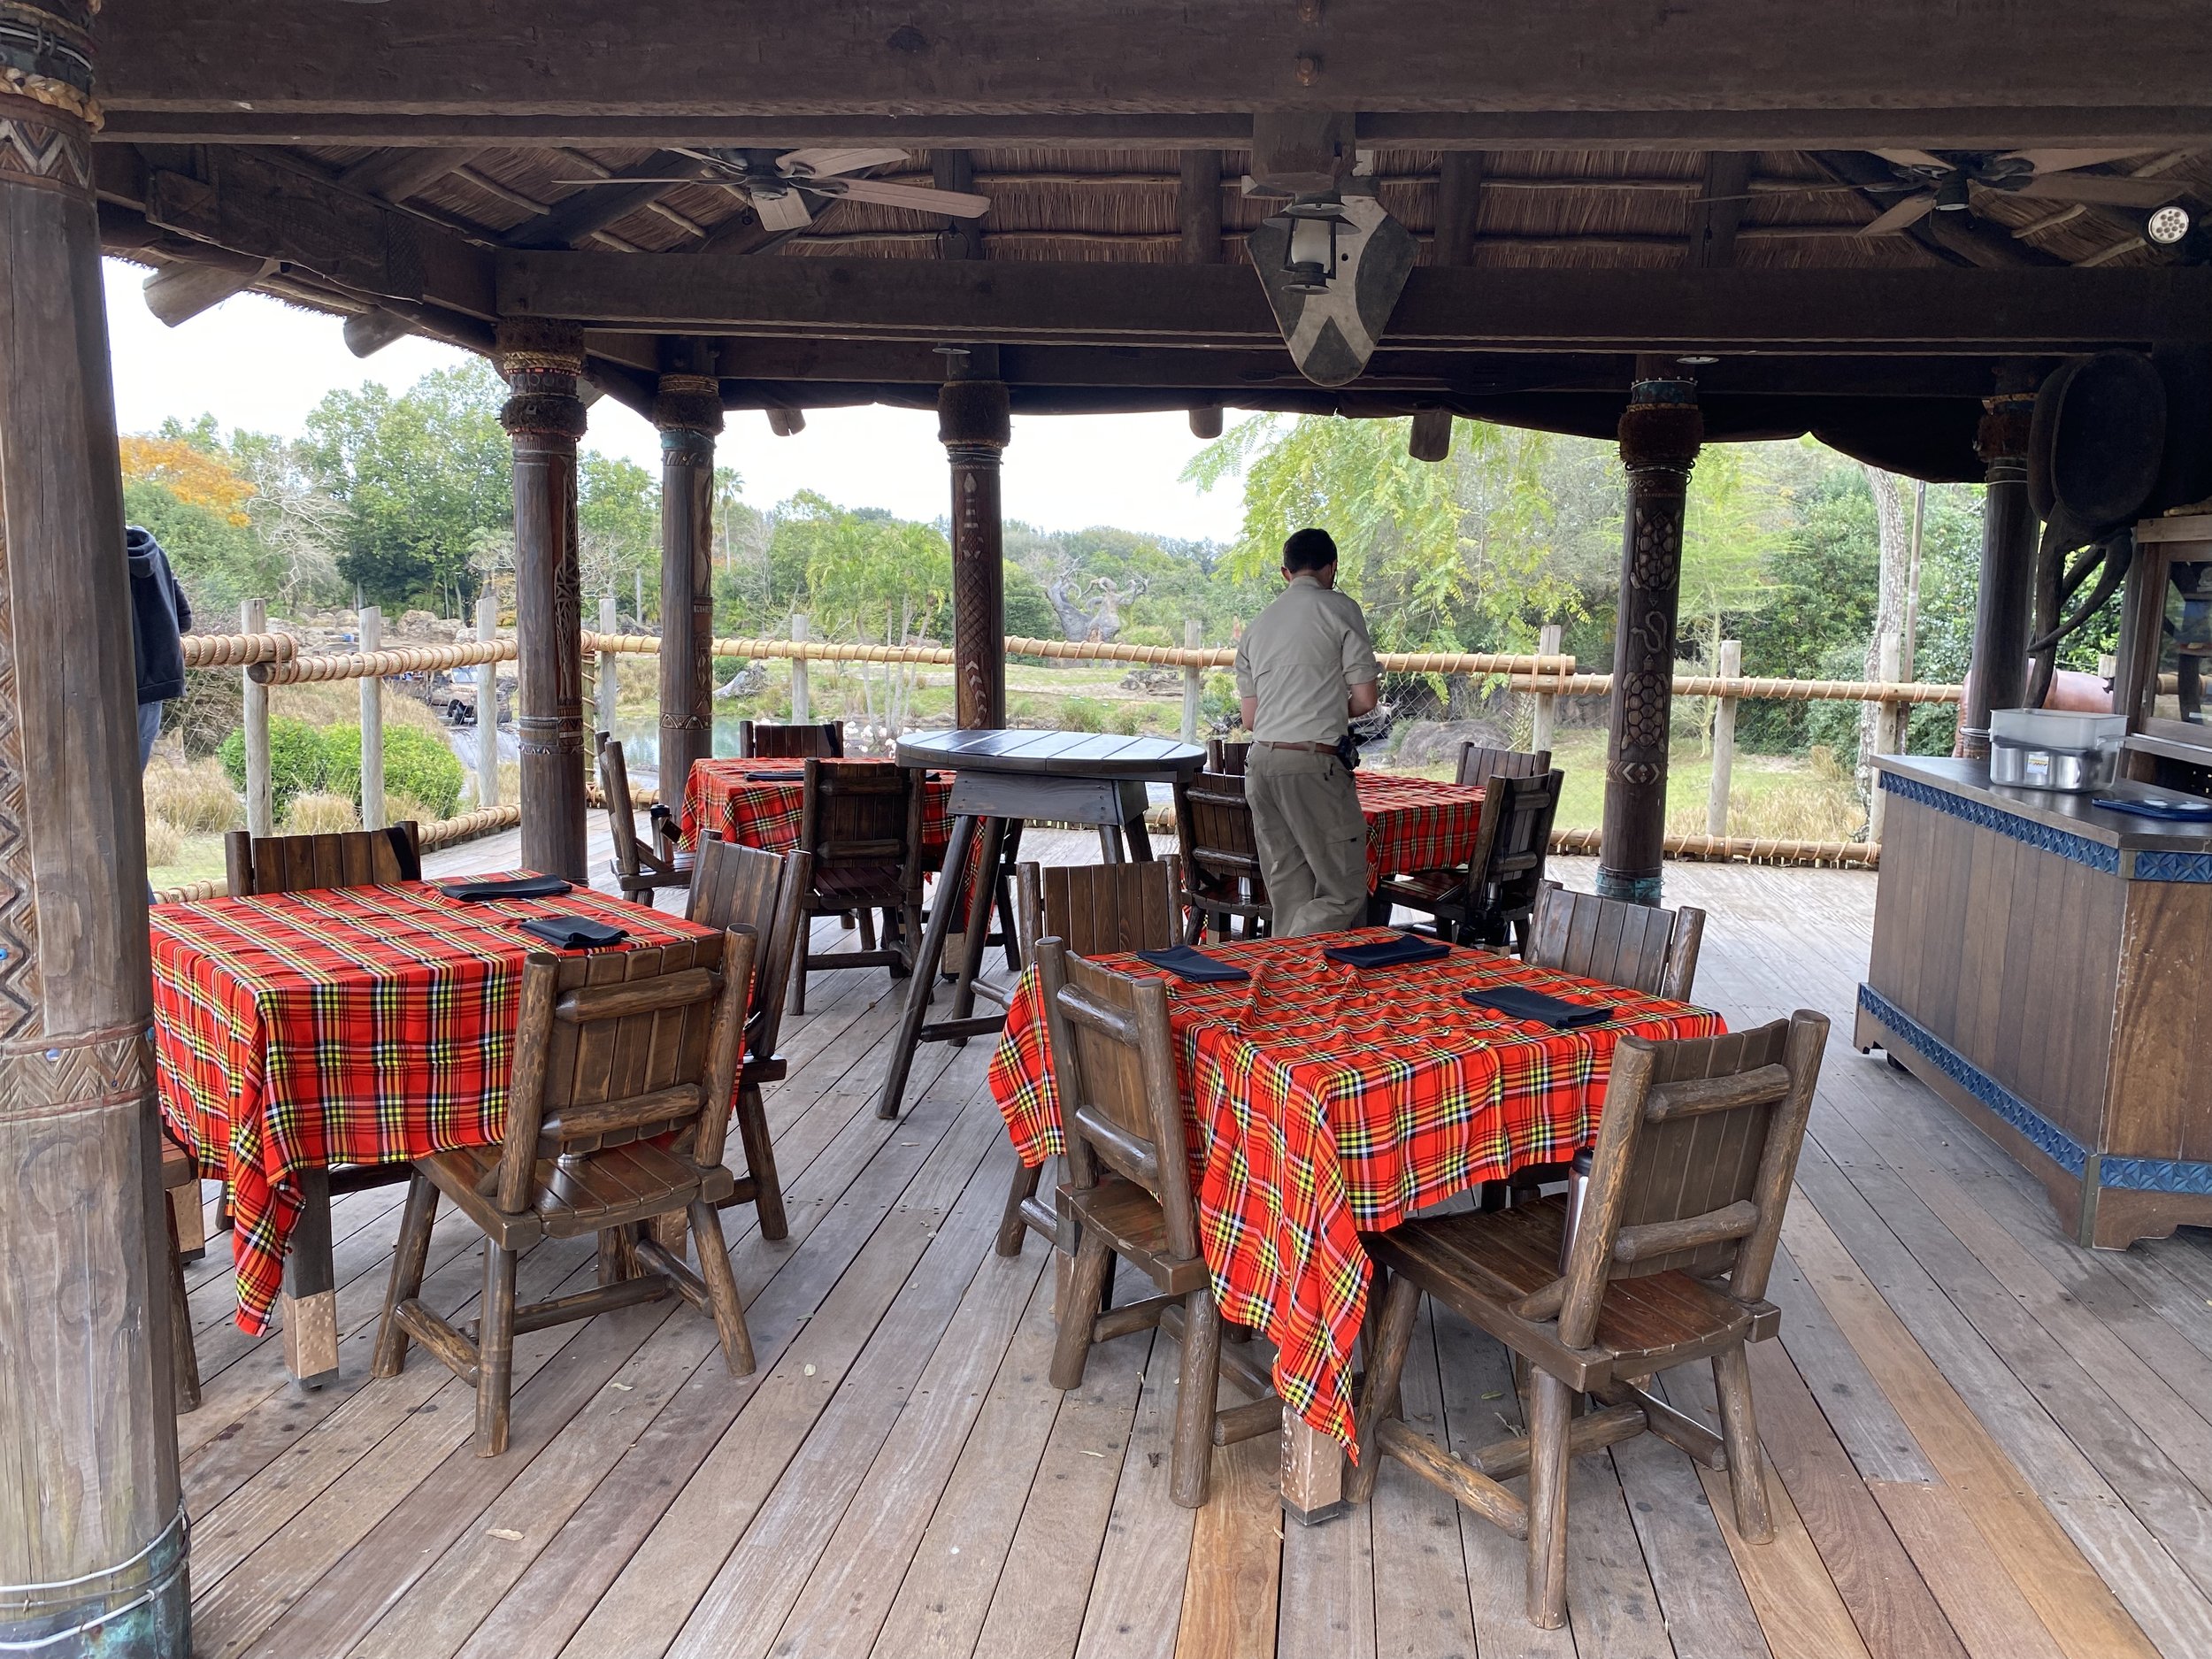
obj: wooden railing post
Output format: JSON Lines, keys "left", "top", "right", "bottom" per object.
{"left": 790, "top": 613, "right": 810, "bottom": 723}
{"left": 597, "top": 593, "right": 619, "bottom": 735}
{"left": 357, "top": 604, "right": 385, "bottom": 828}
{"left": 1869, "top": 632, "right": 1903, "bottom": 843}
{"left": 1530, "top": 622, "right": 1563, "bottom": 753}
{"left": 241, "top": 597, "right": 273, "bottom": 836}
{"left": 1705, "top": 638, "right": 1740, "bottom": 838}
{"left": 1181, "top": 617, "right": 1203, "bottom": 742}
{"left": 475, "top": 593, "right": 501, "bottom": 810}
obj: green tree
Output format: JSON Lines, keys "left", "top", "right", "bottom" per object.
{"left": 578, "top": 453, "right": 661, "bottom": 615}
{"left": 768, "top": 494, "right": 953, "bottom": 641}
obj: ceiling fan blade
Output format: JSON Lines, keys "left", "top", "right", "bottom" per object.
{"left": 833, "top": 179, "right": 993, "bottom": 218}
{"left": 1872, "top": 148, "right": 1949, "bottom": 172}
{"left": 750, "top": 188, "right": 815, "bottom": 231}
{"left": 1860, "top": 192, "right": 1936, "bottom": 234}
{"left": 2013, "top": 173, "right": 2180, "bottom": 208}
{"left": 1999, "top": 148, "right": 2143, "bottom": 174}
{"left": 779, "top": 146, "right": 910, "bottom": 180}
{"left": 553, "top": 177, "right": 711, "bottom": 186}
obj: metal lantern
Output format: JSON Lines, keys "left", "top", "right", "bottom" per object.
{"left": 1282, "top": 195, "right": 1353, "bottom": 292}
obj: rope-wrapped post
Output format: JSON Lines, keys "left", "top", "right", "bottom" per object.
{"left": 1530, "top": 622, "right": 1564, "bottom": 754}
{"left": 181, "top": 629, "right": 296, "bottom": 669}
{"left": 241, "top": 598, "right": 274, "bottom": 835}
{"left": 475, "top": 594, "right": 501, "bottom": 811}
{"left": 790, "top": 614, "right": 810, "bottom": 722}
{"left": 1181, "top": 618, "right": 1203, "bottom": 742}
{"left": 248, "top": 638, "right": 515, "bottom": 684}
{"left": 1705, "top": 639, "right": 1741, "bottom": 839}
{"left": 359, "top": 605, "right": 386, "bottom": 829}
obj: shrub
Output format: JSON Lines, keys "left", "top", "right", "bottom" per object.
{"left": 1060, "top": 696, "right": 1108, "bottom": 733}
{"left": 1110, "top": 704, "right": 1148, "bottom": 736}
{"left": 142, "top": 815, "right": 184, "bottom": 867}
{"left": 142, "top": 758, "right": 240, "bottom": 833}
{"left": 384, "top": 790, "right": 440, "bottom": 829}
{"left": 218, "top": 717, "right": 327, "bottom": 820}
{"left": 285, "top": 792, "right": 360, "bottom": 834}
{"left": 326, "top": 725, "right": 466, "bottom": 820}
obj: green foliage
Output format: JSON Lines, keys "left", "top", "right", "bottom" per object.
{"left": 218, "top": 717, "right": 327, "bottom": 819}
{"left": 325, "top": 725, "right": 466, "bottom": 820}
{"left": 1003, "top": 561, "right": 1058, "bottom": 642}
{"left": 770, "top": 493, "right": 952, "bottom": 642}
{"left": 123, "top": 480, "right": 264, "bottom": 611}
{"left": 1060, "top": 696, "right": 1109, "bottom": 733}
{"left": 578, "top": 454, "right": 662, "bottom": 615}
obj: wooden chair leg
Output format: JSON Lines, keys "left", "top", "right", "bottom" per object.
{"left": 857, "top": 908, "right": 878, "bottom": 952}
{"left": 164, "top": 1201, "right": 201, "bottom": 1414}
{"left": 1347, "top": 1271, "right": 1422, "bottom": 1505}
{"left": 1170, "top": 1291, "right": 1224, "bottom": 1509}
{"left": 1050, "top": 1233, "right": 1115, "bottom": 1390}
{"left": 1524, "top": 1368, "right": 1574, "bottom": 1628}
{"left": 996, "top": 1156, "right": 1043, "bottom": 1258}
{"left": 730, "top": 1079, "right": 788, "bottom": 1241}
{"left": 596, "top": 1225, "right": 635, "bottom": 1286}
{"left": 1182, "top": 906, "right": 1204, "bottom": 946}
{"left": 788, "top": 926, "right": 810, "bottom": 1015}
{"left": 372, "top": 1171, "right": 439, "bottom": 1379}
{"left": 474, "top": 1241, "right": 518, "bottom": 1456}
{"left": 1713, "top": 1344, "right": 1772, "bottom": 1541}
{"left": 688, "top": 1200, "right": 757, "bottom": 1377}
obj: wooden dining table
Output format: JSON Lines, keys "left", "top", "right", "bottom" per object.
{"left": 677, "top": 755, "right": 958, "bottom": 865}
{"left": 986, "top": 926, "right": 1724, "bottom": 1519}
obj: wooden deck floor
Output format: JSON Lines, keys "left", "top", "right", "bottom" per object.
{"left": 170, "top": 836, "right": 2212, "bottom": 1659}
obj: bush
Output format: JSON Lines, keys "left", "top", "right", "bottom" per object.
{"left": 285, "top": 792, "right": 360, "bottom": 834}
{"left": 1060, "top": 696, "right": 1108, "bottom": 733}
{"left": 218, "top": 717, "right": 327, "bottom": 820}
{"left": 385, "top": 790, "right": 440, "bottom": 829}
{"left": 142, "top": 815, "right": 184, "bottom": 867}
{"left": 326, "top": 724, "right": 466, "bottom": 820}
{"left": 142, "top": 758, "right": 240, "bottom": 833}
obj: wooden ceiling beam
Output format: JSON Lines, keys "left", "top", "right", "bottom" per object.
{"left": 335, "top": 146, "right": 476, "bottom": 204}
{"left": 1686, "top": 152, "right": 1751, "bottom": 269}
{"left": 502, "top": 150, "right": 711, "bottom": 249}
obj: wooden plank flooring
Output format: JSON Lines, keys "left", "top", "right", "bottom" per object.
{"left": 163, "top": 841, "right": 2212, "bottom": 1657}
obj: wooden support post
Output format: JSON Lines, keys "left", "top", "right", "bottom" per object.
{"left": 1705, "top": 637, "right": 1741, "bottom": 838}
{"left": 474, "top": 593, "right": 500, "bottom": 810}
{"left": 1962, "top": 382, "right": 2039, "bottom": 760}
{"left": 656, "top": 350, "right": 721, "bottom": 795}
{"left": 597, "top": 593, "right": 618, "bottom": 735}
{"left": 241, "top": 596, "right": 273, "bottom": 836}
{"left": 1530, "top": 621, "right": 1563, "bottom": 754}
{"left": 357, "top": 604, "right": 385, "bottom": 829}
{"left": 501, "top": 320, "right": 590, "bottom": 881}
{"left": 941, "top": 357, "right": 1010, "bottom": 731}
{"left": 0, "top": 18, "right": 191, "bottom": 1647}
{"left": 279, "top": 1167, "right": 339, "bottom": 1388}
{"left": 933, "top": 150, "right": 985, "bottom": 262}
{"left": 789, "top": 613, "right": 810, "bottom": 722}
{"left": 1599, "top": 371, "right": 1701, "bottom": 906}
{"left": 1868, "top": 633, "right": 1904, "bottom": 843}
{"left": 1181, "top": 618, "right": 1203, "bottom": 743}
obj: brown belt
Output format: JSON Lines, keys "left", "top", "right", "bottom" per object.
{"left": 1256, "top": 740, "right": 1340, "bottom": 753}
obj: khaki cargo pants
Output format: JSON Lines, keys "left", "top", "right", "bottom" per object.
{"left": 1245, "top": 745, "right": 1370, "bottom": 935}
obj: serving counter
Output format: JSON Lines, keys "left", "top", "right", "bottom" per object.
{"left": 1858, "top": 754, "right": 2212, "bottom": 1248}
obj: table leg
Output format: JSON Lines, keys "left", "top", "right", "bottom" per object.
{"left": 1363, "top": 890, "right": 1394, "bottom": 926}
{"left": 1095, "top": 826, "right": 1122, "bottom": 864}
{"left": 1279, "top": 1412, "right": 1348, "bottom": 1525}
{"left": 1122, "top": 811, "right": 1155, "bottom": 861}
{"left": 878, "top": 812, "right": 982, "bottom": 1121}
{"left": 280, "top": 1166, "right": 341, "bottom": 1389}
{"left": 947, "top": 815, "right": 1010, "bottom": 1043}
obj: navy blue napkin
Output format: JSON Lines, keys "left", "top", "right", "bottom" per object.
{"left": 744, "top": 769, "right": 805, "bottom": 781}
{"left": 2092, "top": 794, "right": 2212, "bottom": 821}
{"left": 441, "top": 875, "right": 572, "bottom": 902}
{"left": 1463, "top": 984, "right": 1610, "bottom": 1029}
{"left": 1134, "top": 946, "right": 1250, "bottom": 983}
{"left": 518, "top": 915, "right": 630, "bottom": 950}
{"left": 1324, "top": 933, "right": 1451, "bottom": 970}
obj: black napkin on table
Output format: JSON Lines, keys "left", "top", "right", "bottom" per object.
{"left": 1134, "top": 946, "right": 1250, "bottom": 984}
{"left": 440, "top": 875, "right": 572, "bottom": 902}
{"left": 743, "top": 769, "right": 805, "bottom": 781}
{"left": 1324, "top": 933, "right": 1452, "bottom": 970}
{"left": 518, "top": 915, "right": 630, "bottom": 950}
{"left": 1463, "top": 984, "right": 1611, "bottom": 1029}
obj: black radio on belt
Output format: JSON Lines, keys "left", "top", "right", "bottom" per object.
{"left": 1334, "top": 733, "right": 1360, "bottom": 772}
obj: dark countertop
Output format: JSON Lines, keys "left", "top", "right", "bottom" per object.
{"left": 1876, "top": 754, "right": 2212, "bottom": 855}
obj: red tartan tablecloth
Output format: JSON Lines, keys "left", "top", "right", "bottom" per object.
{"left": 151, "top": 878, "right": 715, "bottom": 1334}
{"left": 986, "top": 928, "right": 1724, "bottom": 1448}
{"left": 679, "top": 757, "right": 956, "bottom": 866}
{"left": 1355, "top": 773, "right": 1488, "bottom": 893}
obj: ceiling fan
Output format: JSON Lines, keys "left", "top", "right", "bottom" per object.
{"left": 1855, "top": 149, "right": 2185, "bottom": 235}
{"left": 557, "top": 147, "right": 991, "bottom": 233}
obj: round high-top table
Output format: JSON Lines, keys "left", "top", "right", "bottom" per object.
{"left": 875, "top": 730, "right": 1206, "bottom": 1120}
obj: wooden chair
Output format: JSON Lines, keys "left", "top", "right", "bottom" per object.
{"left": 160, "top": 1133, "right": 202, "bottom": 1414}
{"left": 687, "top": 837, "right": 810, "bottom": 1240}
{"left": 1171, "top": 769, "right": 1271, "bottom": 942}
{"left": 1038, "top": 939, "right": 1279, "bottom": 1507}
{"left": 1204, "top": 738, "right": 1250, "bottom": 774}
{"left": 788, "top": 757, "right": 925, "bottom": 1013}
{"left": 740, "top": 719, "right": 844, "bottom": 760}
{"left": 373, "top": 928, "right": 759, "bottom": 1455}
{"left": 1456, "top": 741, "right": 1553, "bottom": 788}
{"left": 223, "top": 822, "right": 422, "bottom": 895}
{"left": 1379, "top": 770, "right": 1563, "bottom": 949}
{"left": 598, "top": 733, "right": 687, "bottom": 906}
{"left": 1348, "top": 1012, "right": 1830, "bottom": 1627}
{"left": 998, "top": 857, "right": 1183, "bottom": 1261}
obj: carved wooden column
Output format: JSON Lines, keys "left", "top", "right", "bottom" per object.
{"left": 0, "top": 6, "right": 189, "bottom": 1651}
{"left": 1961, "top": 386, "right": 2039, "bottom": 760}
{"left": 940, "top": 359, "right": 1011, "bottom": 730}
{"left": 500, "top": 322, "right": 589, "bottom": 880}
{"left": 655, "top": 356, "right": 722, "bottom": 794}
{"left": 1599, "top": 376, "right": 1703, "bottom": 905}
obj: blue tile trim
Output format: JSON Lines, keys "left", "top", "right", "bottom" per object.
{"left": 1856, "top": 984, "right": 2087, "bottom": 1178}
{"left": 2129, "top": 849, "right": 2212, "bottom": 884}
{"left": 1878, "top": 772, "right": 2117, "bottom": 873}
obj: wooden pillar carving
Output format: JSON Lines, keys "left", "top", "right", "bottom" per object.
{"left": 500, "top": 321, "right": 590, "bottom": 881}
{"left": 1599, "top": 377, "right": 1703, "bottom": 906}
{"left": 1961, "top": 387, "right": 2039, "bottom": 761}
{"left": 940, "top": 366, "right": 1011, "bottom": 731}
{"left": 0, "top": 6, "right": 189, "bottom": 1652}
{"left": 655, "top": 357, "right": 722, "bottom": 794}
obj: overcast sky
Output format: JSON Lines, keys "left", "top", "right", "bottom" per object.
{"left": 100, "top": 258, "right": 1250, "bottom": 542}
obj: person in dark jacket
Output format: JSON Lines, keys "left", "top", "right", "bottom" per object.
{"left": 127, "top": 526, "right": 192, "bottom": 768}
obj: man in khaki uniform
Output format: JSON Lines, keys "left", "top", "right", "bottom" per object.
{"left": 1233, "top": 527, "right": 1381, "bottom": 934}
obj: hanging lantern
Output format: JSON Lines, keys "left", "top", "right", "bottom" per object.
{"left": 1281, "top": 195, "right": 1353, "bottom": 292}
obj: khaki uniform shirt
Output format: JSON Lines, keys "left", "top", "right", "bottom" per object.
{"left": 1233, "top": 574, "right": 1382, "bottom": 742}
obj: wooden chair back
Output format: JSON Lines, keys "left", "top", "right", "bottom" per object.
{"left": 797, "top": 758, "right": 921, "bottom": 898}
{"left": 687, "top": 838, "right": 810, "bottom": 1066}
{"left": 1205, "top": 738, "right": 1250, "bottom": 774}
{"left": 492, "top": 927, "right": 757, "bottom": 1217}
{"left": 225, "top": 822, "right": 422, "bottom": 896}
{"left": 1172, "top": 769, "right": 1263, "bottom": 905}
{"left": 1525, "top": 881, "right": 1704, "bottom": 1001}
{"left": 595, "top": 734, "right": 679, "bottom": 883}
{"left": 741, "top": 719, "right": 844, "bottom": 760}
{"left": 1554, "top": 1013, "right": 1828, "bottom": 1350}
{"left": 1035, "top": 938, "right": 1197, "bottom": 1262}
{"left": 1015, "top": 857, "right": 1182, "bottom": 959}
{"left": 1456, "top": 742, "right": 1553, "bottom": 788}
{"left": 1469, "top": 771, "right": 1563, "bottom": 919}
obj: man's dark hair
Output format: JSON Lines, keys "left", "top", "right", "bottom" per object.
{"left": 1281, "top": 527, "right": 1339, "bottom": 572}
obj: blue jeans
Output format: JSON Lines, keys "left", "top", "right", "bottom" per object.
{"left": 138, "top": 700, "right": 164, "bottom": 770}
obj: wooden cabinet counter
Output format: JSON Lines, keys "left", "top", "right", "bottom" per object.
{"left": 1857, "top": 755, "right": 2212, "bottom": 1248}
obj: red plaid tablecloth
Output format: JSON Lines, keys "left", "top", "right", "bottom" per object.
{"left": 679, "top": 757, "right": 957, "bottom": 868}
{"left": 986, "top": 928, "right": 1724, "bottom": 1448}
{"left": 151, "top": 878, "right": 715, "bottom": 1334}
{"left": 1356, "top": 773, "right": 1488, "bottom": 893}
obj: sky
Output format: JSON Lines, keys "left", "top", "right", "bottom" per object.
{"left": 100, "top": 259, "right": 1250, "bottom": 542}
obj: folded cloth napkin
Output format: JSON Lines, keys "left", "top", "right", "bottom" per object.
{"left": 1133, "top": 945, "right": 1250, "bottom": 984}
{"left": 1463, "top": 984, "right": 1611, "bottom": 1029}
{"left": 744, "top": 769, "right": 805, "bottom": 781}
{"left": 2091, "top": 794, "right": 2212, "bottom": 821}
{"left": 439, "top": 875, "right": 573, "bottom": 901}
{"left": 1324, "top": 933, "right": 1452, "bottom": 970}
{"left": 518, "top": 915, "right": 630, "bottom": 950}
